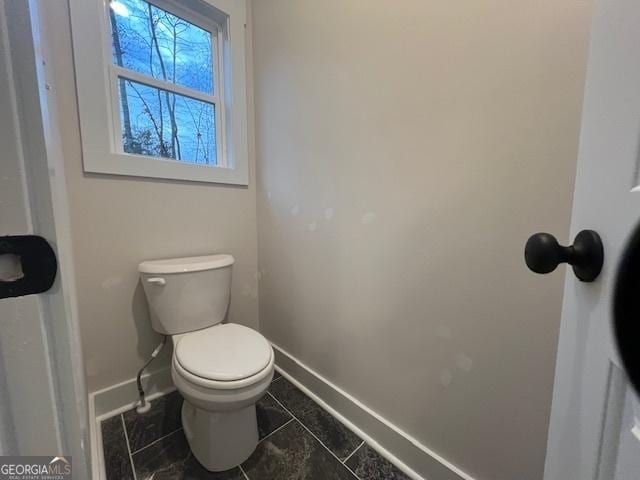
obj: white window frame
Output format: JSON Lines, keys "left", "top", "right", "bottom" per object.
{"left": 70, "top": 0, "right": 249, "bottom": 185}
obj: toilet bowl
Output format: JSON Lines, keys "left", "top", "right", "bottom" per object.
{"left": 138, "top": 254, "right": 273, "bottom": 471}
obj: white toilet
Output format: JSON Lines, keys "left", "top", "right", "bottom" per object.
{"left": 138, "top": 254, "right": 274, "bottom": 472}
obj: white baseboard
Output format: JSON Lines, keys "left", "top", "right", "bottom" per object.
{"left": 272, "top": 343, "right": 476, "bottom": 480}
{"left": 88, "top": 368, "right": 176, "bottom": 480}
{"left": 91, "top": 367, "right": 175, "bottom": 419}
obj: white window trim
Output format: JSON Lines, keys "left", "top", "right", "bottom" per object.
{"left": 70, "top": 0, "right": 249, "bottom": 185}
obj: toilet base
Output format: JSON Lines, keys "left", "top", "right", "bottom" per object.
{"left": 181, "top": 400, "right": 259, "bottom": 472}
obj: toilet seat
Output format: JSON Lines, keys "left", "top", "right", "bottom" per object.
{"left": 173, "top": 323, "right": 274, "bottom": 390}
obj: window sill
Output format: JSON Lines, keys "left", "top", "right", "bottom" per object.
{"left": 83, "top": 152, "right": 248, "bottom": 185}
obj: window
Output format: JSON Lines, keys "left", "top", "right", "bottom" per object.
{"left": 109, "top": 0, "right": 220, "bottom": 165}
{"left": 70, "top": 0, "right": 249, "bottom": 184}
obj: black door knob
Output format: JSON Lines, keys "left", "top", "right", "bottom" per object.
{"left": 524, "top": 230, "right": 604, "bottom": 282}
{"left": 0, "top": 235, "right": 57, "bottom": 299}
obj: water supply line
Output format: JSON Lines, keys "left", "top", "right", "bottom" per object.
{"left": 135, "top": 335, "right": 167, "bottom": 414}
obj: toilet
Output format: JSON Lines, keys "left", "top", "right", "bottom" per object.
{"left": 138, "top": 254, "right": 274, "bottom": 472}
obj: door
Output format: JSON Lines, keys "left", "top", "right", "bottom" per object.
{"left": 542, "top": 0, "right": 640, "bottom": 478}
{"left": 0, "top": 0, "right": 89, "bottom": 476}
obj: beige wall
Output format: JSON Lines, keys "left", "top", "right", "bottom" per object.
{"left": 252, "top": 1, "right": 591, "bottom": 479}
{"left": 42, "top": 1, "right": 259, "bottom": 392}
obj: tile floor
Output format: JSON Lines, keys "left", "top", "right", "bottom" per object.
{"left": 100, "top": 371, "right": 411, "bottom": 480}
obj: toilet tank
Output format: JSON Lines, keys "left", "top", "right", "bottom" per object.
{"left": 138, "top": 254, "right": 234, "bottom": 335}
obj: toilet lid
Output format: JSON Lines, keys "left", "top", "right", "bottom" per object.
{"left": 175, "top": 323, "right": 272, "bottom": 382}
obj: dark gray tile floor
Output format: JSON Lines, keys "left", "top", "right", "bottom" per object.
{"left": 269, "top": 376, "right": 361, "bottom": 461}
{"left": 100, "top": 373, "right": 411, "bottom": 480}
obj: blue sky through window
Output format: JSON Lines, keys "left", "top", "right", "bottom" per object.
{"left": 119, "top": 78, "right": 216, "bottom": 164}
{"left": 110, "top": 0, "right": 217, "bottom": 164}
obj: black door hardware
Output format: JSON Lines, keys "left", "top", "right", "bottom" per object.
{"left": 0, "top": 235, "right": 57, "bottom": 299}
{"left": 524, "top": 230, "right": 604, "bottom": 282}
{"left": 614, "top": 222, "right": 640, "bottom": 396}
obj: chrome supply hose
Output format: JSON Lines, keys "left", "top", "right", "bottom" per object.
{"left": 135, "top": 335, "right": 167, "bottom": 414}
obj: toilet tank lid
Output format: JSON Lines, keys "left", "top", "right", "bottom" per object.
{"left": 138, "top": 254, "right": 234, "bottom": 274}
